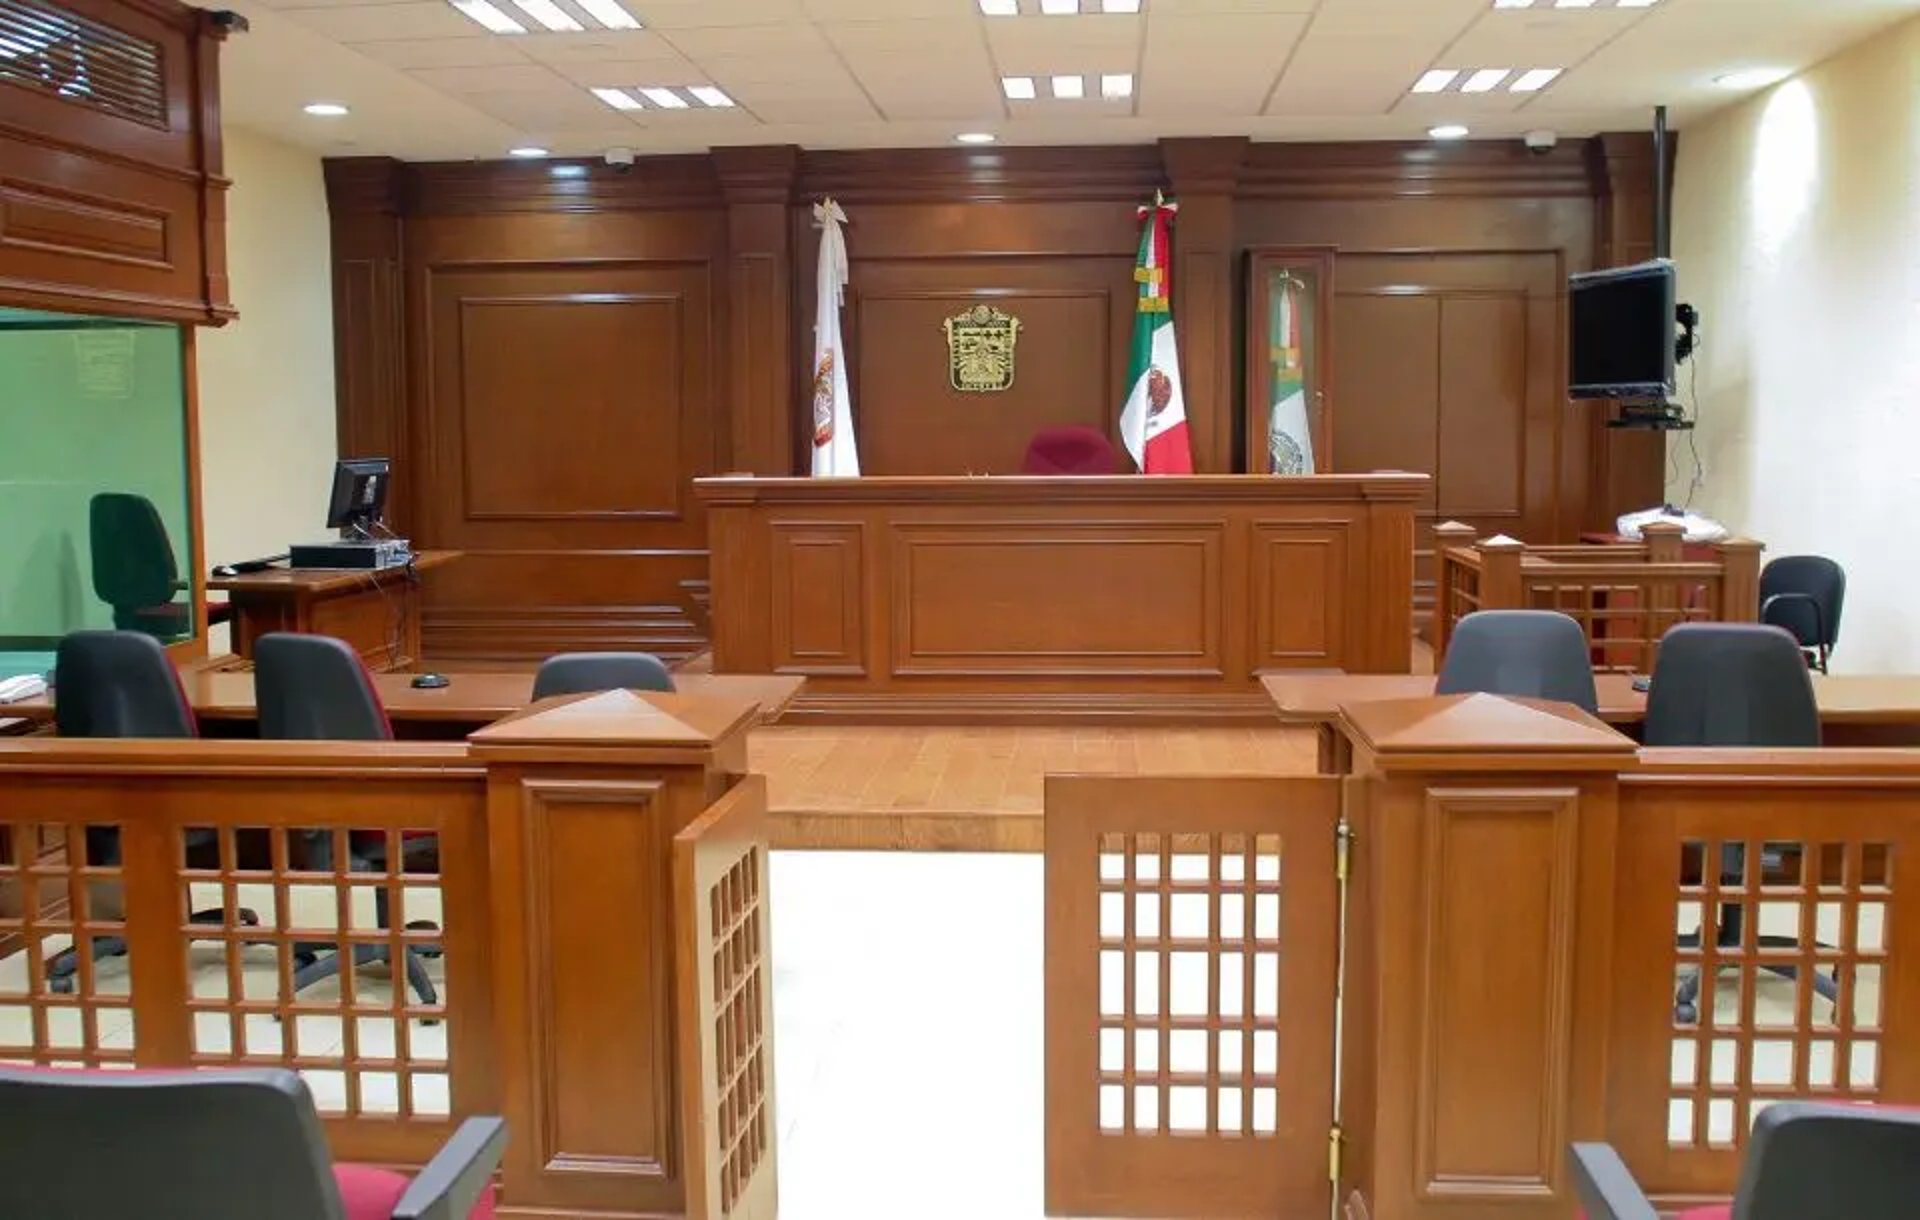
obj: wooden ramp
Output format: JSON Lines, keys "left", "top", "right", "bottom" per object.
{"left": 752, "top": 726, "right": 1316, "bottom": 852}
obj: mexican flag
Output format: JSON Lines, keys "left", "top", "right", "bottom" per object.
{"left": 1267, "top": 274, "right": 1316, "bottom": 475}
{"left": 1118, "top": 194, "right": 1193, "bottom": 475}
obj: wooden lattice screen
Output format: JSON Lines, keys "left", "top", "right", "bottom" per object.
{"left": 1609, "top": 770, "right": 1920, "bottom": 1202}
{"left": 675, "top": 774, "right": 778, "bottom": 1220}
{"left": 1044, "top": 774, "right": 1340, "bottom": 1219}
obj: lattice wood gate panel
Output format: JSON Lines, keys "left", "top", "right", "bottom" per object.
{"left": 675, "top": 774, "right": 778, "bottom": 1220}
{"left": 1045, "top": 775, "right": 1340, "bottom": 1219}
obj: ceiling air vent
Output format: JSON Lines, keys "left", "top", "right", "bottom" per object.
{"left": 0, "top": 0, "right": 166, "bottom": 127}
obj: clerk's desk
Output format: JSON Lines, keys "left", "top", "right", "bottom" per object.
{"left": 1264, "top": 671, "right": 1920, "bottom": 772}
{"left": 6, "top": 668, "right": 805, "bottom": 737}
{"left": 210, "top": 550, "right": 460, "bottom": 672}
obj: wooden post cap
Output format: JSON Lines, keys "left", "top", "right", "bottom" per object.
{"left": 468, "top": 689, "right": 758, "bottom": 764}
{"left": 1338, "top": 692, "right": 1636, "bottom": 773}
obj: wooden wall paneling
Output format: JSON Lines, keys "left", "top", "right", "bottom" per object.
{"left": 1586, "top": 133, "right": 1668, "bottom": 530}
{"left": 404, "top": 198, "right": 726, "bottom": 663}
{"left": 325, "top": 158, "right": 410, "bottom": 528}
{"left": 714, "top": 145, "right": 797, "bottom": 476}
{"left": 0, "top": 0, "right": 235, "bottom": 322}
{"left": 1161, "top": 138, "right": 1247, "bottom": 473}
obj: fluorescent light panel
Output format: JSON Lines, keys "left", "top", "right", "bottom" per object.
{"left": 1100, "top": 73, "right": 1132, "bottom": 99}
{"left": 1429, "top": 124, "right": 1469, "bottom": 140}
{"left": 449, "top": 0, "right": 524, "bottom": 34}
{"left": 572, "top": 0, "right": 640, "bottom": 29}
{"left": 1102, "top": 0, "right": 1141, "bottom": 11}
{"left": 510, "top": 0, "right": 581, "bottom": 31}
{"left": 1412, "top": 68, "right": 1458, "bottom": 94}
{"left": 978, "top": 0, "right": 1018, "bottom": 12}
{"left": 956, "top": 131, "right": 997, "bottom": 144}
{"left": 639, "top": 86, "right": 688, "bottom": 108}
{"left": 1002, "top": 75, "right": 1036, "bottom": 99}
{"left": 1461, "top": 68, "right": 1510, "bottom": 93}
{"left": 689, "top": 85, "right": 734, "bottom": 107}
{"left": 592, "top": 86, "right": 642, "bottom": 111}
{"left": 1509, "top": 68, "right": 1562, "bottom": 92}
{"left": 1051, "top": 73, "right": 1084, "bottom": 98}
{"left": 1040, "top": 0, "right": 1077, "bottom": 13}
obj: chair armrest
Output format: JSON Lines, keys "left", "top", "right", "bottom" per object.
{"left": 390, "top": 1116, "right": 508, "bottom": 1220}
{"left": 1761, "top": 592, "right": 1827, "bottom": 647}
{"left": 1568, "top": 1143, "right": 1660, "bottom": 1220}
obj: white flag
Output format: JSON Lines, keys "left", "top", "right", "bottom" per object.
{"left": 810, "top": 198, "right": 859, "bottom": 477}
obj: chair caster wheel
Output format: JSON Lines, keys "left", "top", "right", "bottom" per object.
{"left": 407, "top": 920, "right": 444, "bottom": 959}
{"left": 1675, "top": 1002, "right": 1698, "bottom": 1025}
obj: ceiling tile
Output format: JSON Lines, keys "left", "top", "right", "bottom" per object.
{"left": 550, "top": 56, "right": 707, "bottom": 84}
{"left": 462, "top": 85, "right": 623, "bottom": 126}
{"left": 659, "top": 20, "right": 832, "bottom": 56}
{"left": 513, "top": 30, "right": 688, "bottom": 63}
{"left": 1266, "top": 33, "right": 1437, "bottom": 116}
{"left": 348, "top": 36, "right": 533, "bottom": 67}
{"left": 799, "top": 0, "right": 965, "bottom": 15}
{"left": 283, "top": 2, "right": 486, "bottom": 42}
{"left": 821, "top": 15, "right": 980, "bottom": 51}
{"left": 407, "top": 62, "right": 574, "bottom": 92}
{"left": 625, "top": 0, "right": 809, "bottom": 28}
{"left": 742, "top": 94, "right": 880, "bottom": 122}
{"left": 696, "top": 52, "right": 861, "bottom": 85}
{"left": 1446, "top": 6, "right": 1645, "bottom": 66}
{"left": 1138, "top": 12, "right": 1307, "bottom": 116}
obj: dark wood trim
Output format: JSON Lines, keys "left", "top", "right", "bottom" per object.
{"left": 715, "top": 145, "right": 798, "bottom": 475}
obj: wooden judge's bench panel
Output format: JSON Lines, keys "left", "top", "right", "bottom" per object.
{"left": 700, "top": 474, "right": 1423, "bottom": 721}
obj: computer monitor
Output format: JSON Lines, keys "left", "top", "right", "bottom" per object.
{"left": 324, "top": 458, "right": 391, "bottom": 538}
{"left": 1568, "top": 259, "right": 1678, "bottom": 400}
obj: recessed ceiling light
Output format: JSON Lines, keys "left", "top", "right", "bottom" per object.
{"left": 1509, "top": 68, "right": 1562, "bottom": 93}
{"left": 1715, "top": 67, "right": 1791, "bottom": 90}
{"left": 689, "top": 85, "right": 734, "bottom": 108}
{"left": 509, "top": 0, "right": 580, "bottom": 30}
{"left": 551, "top": 164, "right": 588, "bottom": 178}
{"left": 1428, "top": 124, "right": 1470, "bottom": 140}
{"left": 639, "top": 87, "right": 689, "bottom": 109}
{"left": 956, "top": 132, "right": 997, "bottom": 144}
{"left": 1102, "top": 0, "right": 1142, "bottom": 11}
{"left": 449, "top": 0, "right": 524, "bottom": 34}
{"left": 303, "top": 102, "right": 349, "bottom": 117}
{"left": 1002, "top": 75, "right": 1036, "bottom": 100}
{"left": 1051, "top": 73, "right": 1084, "bottom": 99}
{"left": 1412, "top": 69, "right": 1459, "bottom": 94}
{"left": 572, "top": 0, "right": 641, "bottom": 28}
{"left": 1461, "top": 68, "right": 1511, "bottom": 93}
{"left": 591, "top": 87, "right": 642, "bottom": 111}
{"left": 978, "top": 0, "right": 1018, "bottom": 12}
{"left": 1040, "top": 0, "right": 1077, "bottom": 13}
{"left": 1101, "top": 73, "right": 1133, "bottom": 99}
{"left": 508, "top": 146, "right": 549, "bottom": 158}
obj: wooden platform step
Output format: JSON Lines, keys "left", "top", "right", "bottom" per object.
{"left": 752, "top": 725, "right": 1317, "bottom": 852}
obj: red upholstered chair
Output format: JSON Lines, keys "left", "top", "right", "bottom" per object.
{"left": 1570, "top": 1102, "right": 1920, "bottom": 1219}
{"left": 0, "top": 1066, "right": 504, "bottom": 1219}
{"left": 1020, "top": 425, "right": 1120, "bottom": 475}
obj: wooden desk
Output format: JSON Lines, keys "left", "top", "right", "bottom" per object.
{"left": 1263, "top": 671, "right": 1920, "bottom": 771}
{"left": 210, "top": 550, "right": 460, "bottom": 671}
{"left": 5, "top": 670, "right": 804, "bottom": 733}
{"left": 699, "top": 473, "right": 1427, "bottom": 723}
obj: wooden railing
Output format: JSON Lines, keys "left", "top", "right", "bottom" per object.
{"left": 0, "top": 692, "right": 776, "bottom": 1220}
{"left": 1431, "top": 520, "right": 1763, "bottom": 673}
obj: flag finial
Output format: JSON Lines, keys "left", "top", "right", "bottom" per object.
{"left": 1153, "top": 187, "right": 1164, "bottom": 208}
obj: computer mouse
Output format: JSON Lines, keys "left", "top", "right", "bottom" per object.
{"left": 411, "top": 673, "right": 451, "bottom": 690}
{"left": 211, "top": 564, "right": 238, "bottom": 579}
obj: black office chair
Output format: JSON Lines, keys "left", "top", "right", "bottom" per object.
{"left": 46, "top": 631, "right": 252, "bottom": 993}
{"left": 254, "top": 633, "right": 438, "bottom": 1008}
{"left": 1435, "top": 610, "right": 1599, "bottom": 713}
{"left": 1645, "top": 623, "right": 1831, "bottom": 1022}
{"left": 89, "top": 492, "right": 191, "bottom": 641}
{"left": 1571, "top": 1101, "right": 1920, "bottom": 1220}
{"left": 1759, "top": 555, "right": 1845, "bottom": 673}
{"left": 0, "top": 1065, "right": 505, "bottom": 1219}
{"left": 530, "top": 651, "right": 675, "bottom": 700}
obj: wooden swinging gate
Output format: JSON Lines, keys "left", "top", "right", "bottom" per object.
{"left": 1044, "top": 775, "right": 1345, "bottom": 1219}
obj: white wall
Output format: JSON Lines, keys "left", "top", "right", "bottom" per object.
{"left": 1672, "top": 15, "right": 1920, "bottom": 673}
{"left": 195, "top": 126, "right": 339, "bottom": 650}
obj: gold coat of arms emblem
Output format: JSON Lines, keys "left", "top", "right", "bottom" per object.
{"left": 943, "top": 304, "right": 1021, "bottom": 393}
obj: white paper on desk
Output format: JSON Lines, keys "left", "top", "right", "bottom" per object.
{"left": 0, "top": 674, "right": 48, "bottom": 704}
